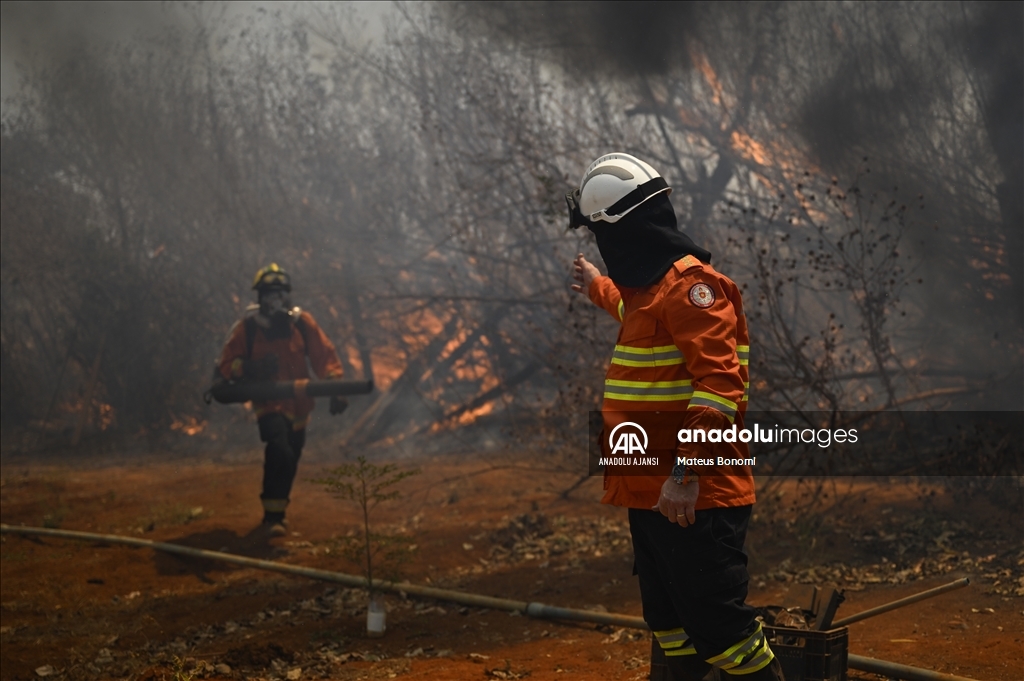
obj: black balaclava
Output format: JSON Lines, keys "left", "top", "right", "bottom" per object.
{"left": 258, "top": 287, "right": 295, "bottom": 339}
{"left": 587, "top": 194, "right": 711, "bottom": 288}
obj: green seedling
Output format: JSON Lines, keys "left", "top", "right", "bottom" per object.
{"left": 314, "top": 456, "right": 419, "bottom": 595}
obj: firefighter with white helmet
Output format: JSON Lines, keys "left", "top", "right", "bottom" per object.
{"left": 570, "top": 154, "right": 783, "bottom": 681}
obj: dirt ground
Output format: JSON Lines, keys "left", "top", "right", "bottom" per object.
{"left": 1, "top": 446, "right": 1021, "bottom": 681}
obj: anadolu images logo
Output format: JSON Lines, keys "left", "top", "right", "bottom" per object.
{"left": 608, "top": 421, "right": 648, "bottom": 455}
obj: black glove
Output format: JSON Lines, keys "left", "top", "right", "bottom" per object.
{"left": 242, "top": 354, "right": 278, "bottom": 380}
{"left": 329, "top": 395, "right": 349, "bottom": 416}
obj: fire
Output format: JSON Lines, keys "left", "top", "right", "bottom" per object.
{"left": 691, "top": 50, "right": 725, "bottom": 108}
{"left": 437, "top": 326, "right": 473, "bottom": 364}
{"left": 399, "top": 308, "right": 446, "bottom": 350}
{"left": 61, "top": 398, "right": 117, "bottom": 430}
{"left": 170, "top": 415, "right": 206, "bottom": 436}
{"left": 730, "top": 130, "right": 772, "bottom": 167}
{"left": 345, "top": 345, "right": 365, "bottom": 376}
{"left": 428, "top": 401, "right": 497, "bottom": 434}
{"left": 368, "top": 347, "right": 405, "bottom": 391}
{"left": 452, "top": 346, "right": 499, "bottom": 388}
{"left": 675, "top": 107, "right": 703, "bottom": 128}
{"left": 370, "top": 308, "right": 451, "bottom": 390}
{"left": 453, "top": 401, "right": 496, "bottom": 426}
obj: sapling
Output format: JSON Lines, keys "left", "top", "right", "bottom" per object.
{"left": 315, "top": 456, "right": 419, "bottom": 635}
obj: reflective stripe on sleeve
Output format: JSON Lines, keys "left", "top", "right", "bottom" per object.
{"left": 688, "top": 390, "right": 739, "bottom": 421}
{"left": 617, "top": 299, "right": 625, "bottom": 321}
{"left": 611, "top": 344, "right": 685, "bottom": 368}
{"left": 742, "top": 381, "right": 750, "bottom": 402}
{"left": 707, "top": 623, "right": 774, "bottom": 675}
{"left": 736, "top": 345, "right": 749, "bottom": 366}
{"left": 604, "top": 378, "right": 693, "bottom": 402}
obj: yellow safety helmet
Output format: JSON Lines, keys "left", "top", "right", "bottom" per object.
{"left": 252, "top": 263, "right": 292, "bottom": 292}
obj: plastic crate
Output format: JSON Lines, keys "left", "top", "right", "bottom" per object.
{"left": 764, "top": 625, "right": 848, "bottom": 681}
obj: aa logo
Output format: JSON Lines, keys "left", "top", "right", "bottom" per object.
{"left": 609, "top": 421, "right": 648, "bottom": 455}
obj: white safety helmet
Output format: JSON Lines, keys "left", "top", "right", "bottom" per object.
{"left": 578, "top": 153, "right": 672, "bottom": 224}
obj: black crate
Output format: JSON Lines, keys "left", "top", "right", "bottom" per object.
{"left": 763, "top": 625, "right": 848, "bottom": 681}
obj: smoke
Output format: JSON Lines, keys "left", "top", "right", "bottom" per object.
{"left": 448, "top": 1, "right": 703, "bottom": 76}
{"left": 447, "top": 1, "right": 1023, "bottom": 405}
{"left": 962, "top": 1, "right": 1024, "bottom": 283}
{"left": 0, "top": 1, "right": 182, "bottom": 105}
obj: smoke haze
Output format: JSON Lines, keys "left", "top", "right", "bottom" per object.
{"left": 1, "top": 2, "right": 1020, "bottom": 461}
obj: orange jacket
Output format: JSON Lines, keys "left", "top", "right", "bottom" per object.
{"left": 217, "top": 310, "right": 344, "bottom": 429}
{"left": 589, "top": 254, "right": 755, "bottom": 510}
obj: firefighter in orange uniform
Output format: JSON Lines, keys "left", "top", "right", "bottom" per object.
{"left": 568, "top": 154, "right": 783, "bottom": 681}
{"left": 218, "top": 264, "right": 347, "bottom": 536}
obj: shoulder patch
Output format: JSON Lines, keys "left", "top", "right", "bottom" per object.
{"left": 688, "top": 283, "right": 716, "bottom": 308}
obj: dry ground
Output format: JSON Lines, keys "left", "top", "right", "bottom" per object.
{"left": 1, "top": 446, "right": 1021, "bottom": 681}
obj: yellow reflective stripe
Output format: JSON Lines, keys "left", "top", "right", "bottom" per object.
{"left": 623, "top": 344, "right": 680, "bottom": 354}
{"left": 737, "top": 345, "right": 749, "bottom": 366}
{"left": 716, "top": 637, "right": 763, "bottom": 670}
{"left": 707, "top": 623, "right": 768, "bottom": 669}
{"left": 742, "top": 381, "right": 750, "bottom": 402}
{"left": 654, "top": 627, "right": 689, "bottom": 644}
{"left": 706, "top": 626, "right": 759, "bottom": 666}
{"left": 604, "top": 392, "right": 691, "bottom": 402}
{"left": 688, "top": 390, "right": 738, "bottom": 420}
{"left": 261, "top": 498, "right": 289, "bottom": 513}
{"left": 606, "top": 379, "right": 692, "bottom": 388}
{"left": 604, "top": 378, "right": 694, "bottom": 402}
{"left": 656, "top": 634, "right": 690, "bottom": 649}
{"left": 605, "top": 380, "right": 692, "bottom": 394}
{"left": 611, "top": 356, "right": 685, "bottom": 368}
{"left": 611, "top": 344, "right": 685, "bottom": 367}
{"left": 617, "top": 299, "right": 625, "bottom": 321}
{"left": 722, "top": 647, "right": 774, "bottom": 675}
{"left": 664, "top": 646, "right": 698, "bottom": 656}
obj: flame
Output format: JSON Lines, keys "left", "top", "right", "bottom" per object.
{"left": 369, "top": 347, "right": 405, "bottom": 391}
{"left": 345, "top": 345, "right": 365, "bottom": 376}
{"left": 452, "top": 346, "right": 499, "bottom": 389}
{"left": 60, "top": 399, "right": 116, "bottom": 430}
{"left": 454, "top": 401, "right": 496, "bottom": 426}
{"left": 428, "top": 401, "right": 497, "bottom": 434}
{"left": 97, "top": 403, "right": 115, "bottom": 430}
{"left": 675, "top": 107, "right": 703, "bottom": 128}
{"left": 400, "top": 308, "right": 446, "bottom": 350}
{"left": 170, "top": 415, "right": 206, "bottom": 436}
{"left": 692, "top": 50, "right": 724, "bottom": 108}
{"left": 371, "top": 308, "right": 450, "bottom": 390}
{"left": 731, "top": 130, "right": 772, "bottom": 167}
{"left": 437, "top": 326, "right": 473, "bottom": 364}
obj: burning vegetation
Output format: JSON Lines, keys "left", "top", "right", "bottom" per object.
{"left": 0, "top": 2, "right": 1020, "bottom": 477}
